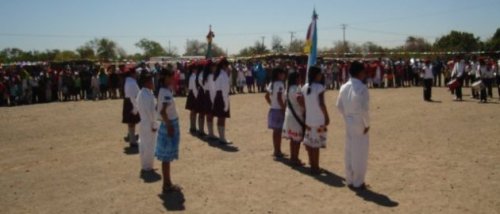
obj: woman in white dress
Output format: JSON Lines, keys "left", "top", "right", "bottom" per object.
{"left": 282, "top": 72, "right": 305, "bottom": 166}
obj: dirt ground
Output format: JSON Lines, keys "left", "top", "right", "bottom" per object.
{"left": 0, "top": 87, "right": 499, "bottom": 214}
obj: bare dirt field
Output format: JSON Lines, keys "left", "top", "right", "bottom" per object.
{"left": 0, "top": 87, "right": 499, "bottom": 214}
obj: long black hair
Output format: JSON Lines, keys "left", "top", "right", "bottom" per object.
{"left": 214, "top": 58, "right": 229, "bottom": 81}
{"left": 202, "top": 60, "right": 213, "bottom": 85}
{"left": 307, "top": 66, "right": 322, "bottom": 95}
{"left": 269, "top": 67, "right": 286, "bottom": 93}
{"left": 286, "top": 71, "right": 300, "bottom": 95}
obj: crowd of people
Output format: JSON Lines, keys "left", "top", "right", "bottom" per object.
{"left": 2, "top": 56, "right": 499, "bottom": 107}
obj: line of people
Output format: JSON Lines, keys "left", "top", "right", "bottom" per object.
{"left": 265, "top": 62, "right": 372, "bottom": 191}
{"left": 121, "top": 58, "right": 233, "bottom": 193}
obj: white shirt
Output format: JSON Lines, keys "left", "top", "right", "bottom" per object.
{"left": 188, "top": 73, "right": 198, "bottom": 97}
{"left": 124, "top": 77, "right": 140, "bottom": 113}
{"left": 478, "top": 65, "right": 493, "bottom": 79}
{"left": 451, "top": 61, "right": 466, "bottom": 78}
{"left": 215, "top": 70, "right": 230, "bottom": 111}
{"left": 267, "top": 81, "right": 285, "bottom": 110}
{"left": 422, "top": 65, "right": 434, "bottom": 79}
{"left": 302, "top": 83, "right": 326, "bottom": 127}
{"left": 336, "top": 78, "right": 370, "bottom": 128}
{"left": 157, "top": 87, "right": 178, "bottom": 121}
{"left": 136, "top": 88, "right": 158, "bottom": 129}
{"left": 285, "top": 85, "right": 304, "bottom": 120}
{"left": 204, "top": 74, "right": 216, "bottom": 103}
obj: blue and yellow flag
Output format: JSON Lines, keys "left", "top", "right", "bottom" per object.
{"left": 304, "top": 10, "right": 318, "bottom": 81}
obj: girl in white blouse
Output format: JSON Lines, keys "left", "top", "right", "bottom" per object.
{"left": 301, "top": 66, "right": 330, "bottom": 174}
{"left": 265, "top": 68, "right": 287, "bottom": 158}
{"left": 282, "top": 72, "right": 305, "bottom": 166}
{"left": 212, "top": 58, "right": 232, "bottom": 144}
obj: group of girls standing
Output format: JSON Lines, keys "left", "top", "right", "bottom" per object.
{"left": 185, "top": 58, "right": 232, "bottom": 144}
{"left": 265, "top": 66, "right": 330, "bottom": 175}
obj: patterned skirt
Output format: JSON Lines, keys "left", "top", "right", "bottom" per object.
{"left": 303, "top": 126, "right": 327, "bottom": 148}
{"left": 155, "top": 119, "right": 180, "bottom": 162}
{"left": 282, "top": 111, "right": 304, "bottom": 142}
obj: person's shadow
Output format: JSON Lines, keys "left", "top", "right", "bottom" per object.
{"left": 123, "top": 146, "right": 138, "bottom": 155}
{"left": 158, "top": 190, "right": 185, "bottom": 211}
{"left": 139, "top": 170, "right": 161, "bottom": 183}
{"left": 353, "top": 188, "right": 399, "bottom": 207}
{"left": 204, "top": 139, "right": 239, "bottom": 153}
{"left": 275, "top": 158, "right": 345, "bottom": 187}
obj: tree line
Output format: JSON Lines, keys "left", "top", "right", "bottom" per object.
{"left": 1, "top": 28, "right": 499, "bottom": 63}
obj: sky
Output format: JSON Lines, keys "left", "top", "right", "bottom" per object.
{"left": 0, "top": 0, "right": 499, "bottom": 55}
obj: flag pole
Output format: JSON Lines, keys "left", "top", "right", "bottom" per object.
{"left": 304, "top": 9, "right": 318, "bottom": 83}
{"left": 206, "top": 25, "right": 215, "bottom": 59}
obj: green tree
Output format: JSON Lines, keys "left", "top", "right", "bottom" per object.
{"left": 184, "top": 39, "right": 225, "bottom": 57}
{"left": 237, "top": 41, "right": 270, "bottom": 56}
{"left": 288, "top": 39, "right": 305, "bottom": 53}
{"left": 82, "top": 38, "right": 124, "bottom": 61}
{"left": 361, "top": 41, "right": 386, "bottom": 53}
{"left": 76, "top": 45, "right": 96, "bottom": 59}
{"left": 331, "top": 40, "right": 362, "bottom": 54}
{"left": 54, "top": 50, "right": 80, "bottom": 61}
{"left": 404, "top": 36, "right": 432, "bottom": 52}
{"left": 434, "top": 31, "right": 481, "bottom": 52}
{"left": 135, "top": 38, "right": 167, "bottom": 59}
{"left": 485, "top": 28, "right": 500, "bottom": 51}
{"left": 271, "top": 35, "right": 285, "bottom": 53}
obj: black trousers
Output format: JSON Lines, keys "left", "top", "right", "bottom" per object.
{"left": 497, "top": 77, "right": 500, "bottom": 97}
{"left": 434, "top": 73, "right": 442, "bottom": 87}
{"left": 455, "top": 77, "right": 464, "bottom": 99}
{"left": 483, "top": 78, "right": 493, "bottom": 98}
{"left": 423, "top": 79, "right": 433, "bottom": 100}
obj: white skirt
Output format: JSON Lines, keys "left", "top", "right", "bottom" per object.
{"left": 282, "top": 111, "right": 304, "bottom": 142}
{"left": 303, "top": 126, "right": 327, "bottom": 148}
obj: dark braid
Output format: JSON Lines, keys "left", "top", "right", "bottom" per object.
{"left": 307, "top": 66, "right": 321, "bottom": 95}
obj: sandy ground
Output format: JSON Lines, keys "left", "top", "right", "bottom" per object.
{"left": 0, "top": 87, "right": 499, "bottom": 214}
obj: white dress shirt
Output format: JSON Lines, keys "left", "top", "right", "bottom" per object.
{"left": 157, "top": 87, "right": 178, "bottom": 121}
{"left": 215, "top": 70, "right": 230, "bottom": 111}
{"left": 302, "top": 83, "right": 326, "bottom": 127}
{"left": 267, "top": 81, "right": 285, "bottom": 110}
{"left": 336, "top": 78, "right": 370, "bottom": 128}
{"left": 124, "top": 77, "right": 140, "bottom": 113}
{"left": 188, "top": 73, "right": 198, "bottom": 97}
{"left": 136, "top": 87, "right": 158, "bottom": 129}
{"left": 204, "top": 74, "right": 216, "bottom": 103}
{"left": 451, "top": 61, "right": 466, "bottom": 78}
{"left": 422, "top": 65, "right": 434, "bottom": 79}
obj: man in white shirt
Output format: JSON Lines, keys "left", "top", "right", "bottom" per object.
{"left": 336, "top": 61, "right": 371, "bottom": 190}
{"left": 122, "top": 69, "right": 140, "bottom": 147}
{"left": 451, "top": 59, "right": 466, "bottom": 101}
{"left": 136, "top": 74, "right": 158, "bottom": 173}
{"left": 422, "top": 60, "right": 434, "bottom": 101}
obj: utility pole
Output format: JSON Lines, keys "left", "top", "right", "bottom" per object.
{"left": 168, "top": 40, "right": 172, "bottom": 54}
{"left": 261, "top": 36, "right": 265, "bottom": 47}
{"left": 289, "top": 31, "right": 295, "bottom": 46}
{"left": 341, "top": 24, "right": 347, "bottom": 54}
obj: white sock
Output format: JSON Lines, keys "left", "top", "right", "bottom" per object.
{"left": 218, "top": 126, "right": 225, "bottom": 141}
